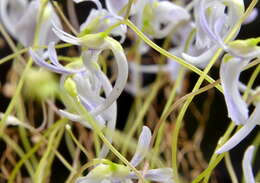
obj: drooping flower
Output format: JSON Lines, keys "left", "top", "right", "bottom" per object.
{"left": 216, "top": 38, "right": 260, "bottom": 153}
{"left": 76, "top": 126, "right": 174, "bottom": 183}
{"left": 51, "top": 22, "right": 129, "bottom": 116}
{"left": 0, "top": 0, "right": 62, "bottom": 47}
{"left": 30, "top": 42, "right": 118, "bottom": 158}
{"left": 220, "top": 56, "right": 250, "bottom": 125}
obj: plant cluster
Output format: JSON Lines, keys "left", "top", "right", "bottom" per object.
{"left": 0, "top": 0, "right": 259, "bottom": 183}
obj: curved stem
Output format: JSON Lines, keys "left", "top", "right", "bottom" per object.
{"left": 125, "top": 19, "right": 223, "bottom": 93}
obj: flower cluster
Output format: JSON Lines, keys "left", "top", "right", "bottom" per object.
{"left": 76, "top": 126, "right": 174, "bottom": 183}
{"left": 0, "top": 0, "right": 259, "bottom": 182}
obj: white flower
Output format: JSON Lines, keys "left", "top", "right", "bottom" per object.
{"left": 75, "top": 0, "right": 127, "bottom": 43}
{"left": 220, "top": 56, "right": 249, "bottom": 125}
{"left": 30, "top": 43, "right": 117, "bottom": 158}
{"left": 195, "top": 0, "right": 244, "bottom": 49}
{"left": 76, "top": 126, "right": 174, "bottom": 183}
{"left": 142, "top": 1, "right": 190, "bottom": 39}
{"left": 215, "top": 102, "right": 260, "bottom": 154}
{"left": 216, "top": 38, "right": 260, "bottom": 153}
{"left": 182, "top": 0, "right": 244, "bottom": 67}
{"left": 51, "top": 20, "right": 129, "bottom": 114}
{"left": 0, "top": 0, "right": 61, "bottom": 47}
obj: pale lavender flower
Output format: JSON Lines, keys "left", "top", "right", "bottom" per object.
{"left": 216, "top": 38, "right": 260, "bottom": 153}
{"left": 76, "top": 126, "right": 174, "bottom": 183}
{"left": 195, "top": 0, "right": 244, "bottom": 49}
{"left": 220, "top": 56, "right": 249, "bottom": 125}
{"left": 52, "top": 23, "right": 128, "bottom": 116}
{"left": 183, "top": 0, "right": 244, "bottom": 66}
{"left": 61, "top": 69, "right": 117, "bottom": 158}
{"left": 242, "top": 146, "right": 256, "bottom": 183}
{"left": 0, "top": 0, "right": 61, "bottom": 47}
{"left": 29, "top": 42, "right": 84, "bottom": 74}
{"left": 216, "top": 102, "right": 260, "bottom": 154}
{"left": 243, "top": 8, "right": 258, "bottom": 24}
{"left": 75, "top": 0, "right": 127, "bottom": 43}
{"left": 30, "top": 43, "right": 117, "bottom": 158}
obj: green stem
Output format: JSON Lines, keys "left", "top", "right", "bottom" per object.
{"left": 121, "top": 76, "right": 165, "bottom": 157}
{"left": 60, "top": 89, "right": 147, "bottom": 182}
{"left": 152, "top": 28, "right": 196, "bottom": 167}
{"left": 224, "top": 152, "right": 239, "bottom": 183}
{"left": 8, "top": 119, "right": 67, "bottom": 183}
{"left": 66, "top": 125, "right": 92, "bottom": 160}
{"left": 124, "top": 0, "right": 134, "bottom": 19}
{"left": 1, "top": 134, "right": 34, "bottom": 178}
{"left": 0, "top": 0, "right": 49, "bottom": 136}
{"left": 171, "top": 0, "right": 258, "bottom": 181}
{"left": 124, "top": 19, "right": 222, "bottom": 92}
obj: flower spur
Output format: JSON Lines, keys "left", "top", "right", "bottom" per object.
{"left": 76, "top": 126, "right": 174, "bottom": 183}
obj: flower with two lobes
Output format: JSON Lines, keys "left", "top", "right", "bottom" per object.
{"left": 0, "top": 0, "right": 62, "bottom": 47}
{"left": 76, "top": 126, "right": 174, "bottom": 183}
{"left": 216, "top": 38, "right": 260, "bottom": 154}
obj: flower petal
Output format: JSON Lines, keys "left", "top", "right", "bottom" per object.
{"left": 90, "top": 37, "right": 128, "bottom": 116}
{"left": 242, "top": 146, "right": 255, "bottom": 183}
{"left": 59, "top": 109, "right": 106, "bottom": 129}
{"left": 29, "top": 47, "right": 80, "bottom": 74}
{"left": 130, "top": 126, "right": 152, "bottom": 167}
{"left": 182, "top": 46, "right": 218, "bottom": 68}
{"left": 150, "top": 1, "right": 190, "bottom": 39}
{"left": 243, "top": 8, "right": 258, "bottom": 24}
{"left": 220, "top": 57, "right": 249, "bottom": 124}
{"left": 144, "top": 168, "right": 173, "bottom": 182}
{"left": 215, "top": 122, "right": 256, "bottom": 154}
{"left": 216, "top": 102, "right": 260, "bottom": 154}
{"left": 105, "top": 0, "right": 128, "bottom": 16}
{"left": 0, "top": 0, "right": 27, "bottom": 38}
{"left": 52, "top": 21, "right": 80, "bottom": 45}
{"left": 39, "top": 3, "right": 62, "bottom": 46}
